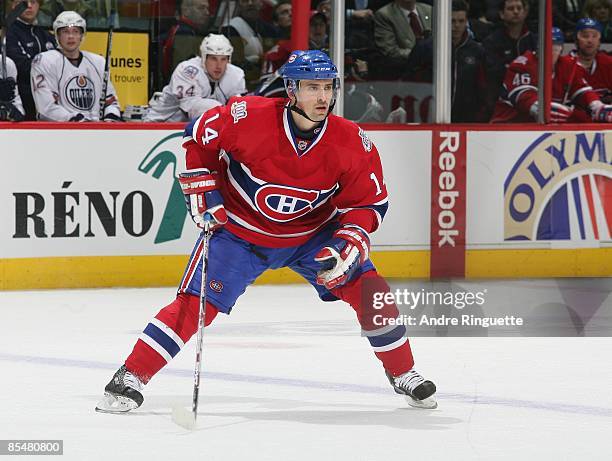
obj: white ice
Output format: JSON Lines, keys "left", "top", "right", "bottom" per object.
{"left": 1, "top": 285, "right": 611, "bottom": 460}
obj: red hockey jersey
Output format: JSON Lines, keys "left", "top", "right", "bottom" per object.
{"left": 570, "top": 51, "right": 612, "bottom": 121}
{"left": 491, "top": 51, "right": 600, "bottom": 123}
{"left": 182, "top": 96, "right": 389, "bottom": 247}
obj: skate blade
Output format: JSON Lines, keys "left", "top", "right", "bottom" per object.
{"left": 95, "top": 392, "right": 139, "bottom": 414}
{"left": 404, "top": 395, "right": 438, "bottom": 409}
{"left": 172, "top": 405, "right": 197, "bottom": 430}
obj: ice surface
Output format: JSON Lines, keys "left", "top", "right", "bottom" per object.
{"left": 1, "top": 285, "right": 611, "bottom": 460}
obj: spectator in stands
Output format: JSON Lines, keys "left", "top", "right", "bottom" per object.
{"left": 491, "top": 27, "right": 612, "bottom": 123}
{"left": 401, "top": 0, "right": 487, "bottom": 122}
{"left": 145, "top": 34, "right": 246, "bottom": 122}
{"left": 161, "top": 0, "right": 211, "bottom": 84}
{"left": 553, "top": 0, "right": 585, "bottom": 39}
{"left": 0, "top": 27, "right": 25, "bottom": 121}
{"left": 571, "top": 17, "right": 611, "bottom": 120}
{"left": 309, "top": 11, "right": 328, "bottom": 50}
{"left": 272, "top": 0, "right": 291, "bottom": 40}
{"left": 583, "top": 0, "right": 612, "bottom": 43}
{"left": 466, "top": 0, "right": 494, "bottom": 41}
{"left": 373, "top": 0, "right": 432, "bottom": 79}
{"left": 39, "top": 0, "right": 94, "bottom": 27}
{"left": 345, "top": 1, "right": 375, "bottom": 50}
{"left": 222, "top": 0, "right": 278, "bottom": 88}
{"left": 6, "top": 0, "right": 56, "bottom": 120}
{"left": 482, "top": 0, "right": 536, "bottom": 119}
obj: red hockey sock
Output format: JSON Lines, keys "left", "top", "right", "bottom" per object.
{"left": 125, "top": 293, "right": 219, "bottom": 383}
{"left": 333, "top": 270, "right": 415, "bottom": 376}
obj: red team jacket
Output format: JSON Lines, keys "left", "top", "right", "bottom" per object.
{"left": 182, "top": 96, "right": 389, "bottom": 248}
{"left": 491, "top": 51, "right": 601, "bottom": 123}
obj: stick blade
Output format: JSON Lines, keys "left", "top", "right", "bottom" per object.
{"left": 172, "top": 405, "right": 197, "bottom": 430}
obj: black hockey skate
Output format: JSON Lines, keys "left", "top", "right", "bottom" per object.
{"left": 95, "top": 365, "right": 144, "bottom": 413}
{"left": 386, "top": 369, "right": 437, "bottom": 409}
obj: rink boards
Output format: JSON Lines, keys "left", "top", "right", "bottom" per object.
{"left": 0, "top": 122, "right": 610, "bottom": 289}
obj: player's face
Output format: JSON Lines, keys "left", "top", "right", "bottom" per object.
{"left": 451, "top": 11, "right": 468, "bottom": 44}
{"left": 205, "top": 55, "right": 229, "bottom": 80}
{"left": 576, "top": 29, "right": 601, "bottom": 57}
{"left": 58, "top": 27, "right": 83, "bottom": 53}
{"left": 552, "top": 44, "right": 563, "bottom": 67}
{"left": 15, "top": 0, "right": 39, "bottom": 24}
{"left": 296, "top": 79, "right": 334, "bottom": 122}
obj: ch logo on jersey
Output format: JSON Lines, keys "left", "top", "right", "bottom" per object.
{"left": 504, "top": 132, "right": 612, "bottom": 241}
{"left": 65, "top": 75, "right": 95, "bottom": 111}
{"left": 231, "top": 100, "right": 247, "bottom": 124}
{"left": 254, "top": 184, "right": 320, "bottom": 222}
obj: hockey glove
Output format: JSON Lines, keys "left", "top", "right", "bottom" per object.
{"left": 178, "top": 168, "right": 227, "bottom": 230}
{"left": 102, "top": 113, "right": 123, "bottom": 122}
{"left": 69, "top": 113, "right": 90, "bottom": 122}
{"left": 589, "top": 101, "right": 612, "bottom": 123}
{"left": 0, "top": 78, "right": 16, "bottom": 102}
{"left": 0, "top": 101, "right": 24, "bottom": 122}
{"left": 529, "top": 101, "right": 573, "bottom": 123}
{"left": 315, "top": 225, "right": 370, "bottom": 290}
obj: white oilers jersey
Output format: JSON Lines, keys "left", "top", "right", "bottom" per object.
{"left": 30, "top": 50, "right": 121, "bottom": 121}
{"left": 2, "top": 56, "right": 25, "bottom": 116}
{"left": 144, "top": 57, "right": 246, "bottom": 122}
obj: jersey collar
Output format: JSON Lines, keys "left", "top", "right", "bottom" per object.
{"left": 283, "top": 106, "right": 328, "bottom": 158}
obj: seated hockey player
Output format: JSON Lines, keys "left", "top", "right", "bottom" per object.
{"left": 569, "top": 18, "right": 612, "bottom": 121}
{"left": 96, "top": 50, "right": 437, "bottom": 414}
{"left": 491, "top": 27, "right": 612, "bottom": 123}
{"left": 0, "top": 27, "right": 25, "bottom": 122}
{"left": 145, "top": 34, "right": 246, "bottom": 122}
{"left": 30, "top": 11, "right": 121, "bottom": 122}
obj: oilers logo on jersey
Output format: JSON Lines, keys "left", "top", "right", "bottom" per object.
{"left": 504, "top": 132, "right": 611, "bottom": 241}
{"left": 65, "top": 75, "right": 95, "bottom": 111}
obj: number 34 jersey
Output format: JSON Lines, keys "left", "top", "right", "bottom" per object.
{"left": 184, "top": 96, "right": 389, "bottom": 248}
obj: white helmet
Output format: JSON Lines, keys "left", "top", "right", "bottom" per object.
{"left": 53, "top": 11, "right": 87, "bottom": 37}
{"left": 200, "top": 34, "right": 233, "bottom": 60}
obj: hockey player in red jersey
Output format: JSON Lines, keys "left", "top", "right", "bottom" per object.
{"left": 95, "top": 50, "right": 437, "bottom": 414}
{"left": 570, "top": 18, "right": 612, "bottom": 121}
{"left": 491, "top": 27, "right": 612, "bottom": 123}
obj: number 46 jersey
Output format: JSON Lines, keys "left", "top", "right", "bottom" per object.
{"left": 183, "top": 96, "right": 389, "bottom": 248}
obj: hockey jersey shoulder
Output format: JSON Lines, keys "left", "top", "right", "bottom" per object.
{"left": 327, "top": 114, "right": 376, "bottom": 155}
{"left": 509, "top": 50, "right": 536, "bottom": 70}
{"left": 174, "top": 57, "right": 204, "bottom": 80}
{"left": 32, "top": 49, "right": 64, "bottom": 68}
{"left": 81, "top": 50, "right": 106, "bottom": 69}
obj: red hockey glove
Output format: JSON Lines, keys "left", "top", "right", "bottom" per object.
{"left": 589, "top": 101, "right": 612, "bottom": 123}
{"left": 315, "top": 225, "right": 370, "bottom": 290}
{"left": 178, "top": 168, "right": 227, "bottom": 229}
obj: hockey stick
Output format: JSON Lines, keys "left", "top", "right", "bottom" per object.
{"left": 99, "top": 9, "right": 115, "bottom": 120}
{"left": 1, "top": 1, "right": 28, "bottom": 79}
{"left": 172, "top": 220, "right": 212, "bottom": 430}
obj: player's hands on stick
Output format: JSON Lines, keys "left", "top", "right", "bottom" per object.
{"left": 0, "top": 78, "right": 16, "bottom": 103}
{"left": 315, "top": 225, "right": 370, "bottom": 289}
{"left": 589, "top": 101, "right": 612, "bottom": 123}
{"left": 529, "top": 101, "right": 573, "bottom": 123}
{"left": 178, "top": 168, "right": 227, "bottom": 230}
